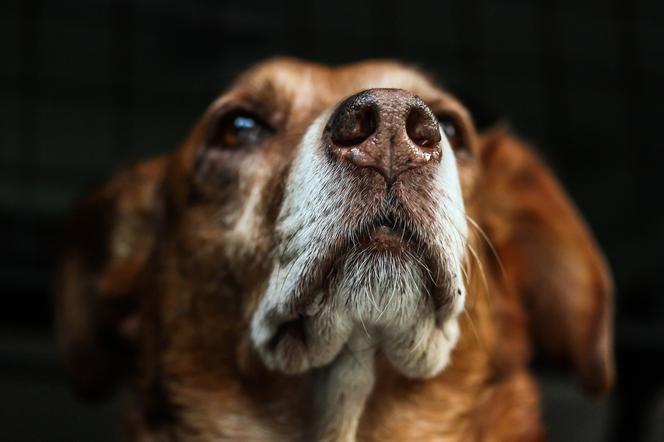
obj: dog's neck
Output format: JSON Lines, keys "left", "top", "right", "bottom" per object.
{"left": 131, "top": 327, "right": 540, "bottom": 441}
{"left": 130, "top": 239, "right": 542, "bottom": 441}
{"left": 311, "top": 332, "right": 376, "bottom": 442}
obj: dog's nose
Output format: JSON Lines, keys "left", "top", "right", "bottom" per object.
{"left": 326, "top": 89, "right": 442, "bottom": 184}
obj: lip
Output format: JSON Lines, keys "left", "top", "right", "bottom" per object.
{"left": 363, "top": 225, "right": 410, "bottom": 252}
{"left": 373, "top": 224, "right": 404, "bottom": 240}
{"left": 354, "top": 214, "right": 416, "bottom": 253}
{"left": 292, "top": 214, "right": 418, "bottom": 311}
{"left": 355, "top": 214, "right": 454, "bottom": 319}
{"left": 291, "top": 210, "right": 452, "bottom": 325}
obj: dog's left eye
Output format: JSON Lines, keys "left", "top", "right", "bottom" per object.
{"left": 436, "top": 114, "right": 468, "bottom": 155}
{"left": 207, "top": 110, "right": 272, "bottom": 150}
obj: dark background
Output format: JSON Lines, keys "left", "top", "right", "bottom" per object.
{"left": 1, "top": 0, "right": 663, "bottom": 440}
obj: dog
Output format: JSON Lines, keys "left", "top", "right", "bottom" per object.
{"left": 55, "top": 58, "right": 614, "bottom": 441}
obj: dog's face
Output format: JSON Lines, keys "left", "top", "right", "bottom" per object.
{"left": 185, "top": 60, "right": 475, "bottom": 377}
{"left": 56, "top": 59, "right": 614, "bottom": 430}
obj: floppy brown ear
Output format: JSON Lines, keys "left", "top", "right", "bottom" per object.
{"left": 478, "top": 129, "right": 614, "bottom": 396}
{"left": 54, "top": 157, "right": 166, "bottom": 400}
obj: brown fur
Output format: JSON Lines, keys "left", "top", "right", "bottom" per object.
{"left": 55, "top": 58, "right": 613, "bottom": 441}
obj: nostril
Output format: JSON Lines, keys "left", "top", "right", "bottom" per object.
{"left": 406, "top": 107, "right": 441, "bottom": 148}
{"left": 329, "top": 100, "right": 378, "bottom": 147}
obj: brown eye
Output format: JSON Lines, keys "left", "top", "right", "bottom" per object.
{"left": 436, "top": 114, "right": 468, "bottom": 155}
{"left": 207, "top": 110, "right": 272, "bottom": 150}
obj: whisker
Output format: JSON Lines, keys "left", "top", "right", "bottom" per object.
{"left": 408, "top": 325, "right": 430, "bottom": 357}
{"left": 406, "top": 248, "right": 435, "bottom": 284}
{"left": 435, "top": 189, "right": 499, "bottom": 311}
{"left": 376, "top": 259, "right": 399, "bottom": 321}
{"left": 460, "top": 263, "right": 470, "bottom": 286}
{"left": 463, "top": 309, "right": 486, "bottom": 353}
{"left": 467, "top": 242, "right": 492, "bottom": 310}
{"left": 465, "top": 215, "right": 508, "bottom": 284}
{"left": 437, "top": 189, "right": 505, "bottom": 281}
{"left": 365, "top": 285, "right": 380, "bottom": 313}
{"left": 357, "top": 305, "right": 372, "bottom": 341}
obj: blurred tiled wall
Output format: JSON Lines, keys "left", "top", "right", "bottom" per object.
{"left": 1, "top": 0, "right": 663, "bottom": 440}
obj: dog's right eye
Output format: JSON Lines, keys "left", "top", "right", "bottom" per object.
{"left": 206, "top": 110, "right": 273, "bottom": 150}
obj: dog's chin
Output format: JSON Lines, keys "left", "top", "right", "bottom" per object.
{"left": 251, "top": 237, "right": 464, "bottom": 379}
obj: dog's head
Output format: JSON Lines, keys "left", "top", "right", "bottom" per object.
{"left": 55, "top": 59, "right": 613, "bottom": 406}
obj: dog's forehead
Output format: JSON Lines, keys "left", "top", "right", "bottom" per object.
{"left": 233, "top": 58, "right": 445, "bottom": 110}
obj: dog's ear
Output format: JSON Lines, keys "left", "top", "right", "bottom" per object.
{"left": 54, "top": 157, "right": 167, "bottom": 400}
{"left": 478, "top": 129, "right": 614, "bottom": 396}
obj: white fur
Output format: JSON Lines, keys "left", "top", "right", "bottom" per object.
{"left": 311, "top": 331, "right": 376, "bottom": 442}
{"left": 249, "top": 103, "right": 468, "bottom": 441}
{"left": 251, "top": 110, "right": 467, "bottom": 375}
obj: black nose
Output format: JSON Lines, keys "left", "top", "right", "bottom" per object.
{"left": 326, "top": 89, "right": 441, "bottom": 183}
{"left": 328, "top": 92, "right": 378, "bottom": 147}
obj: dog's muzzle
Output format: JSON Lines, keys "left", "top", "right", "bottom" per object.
{"left": 251, "top": 88, "right": 467, "bottom": 379}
